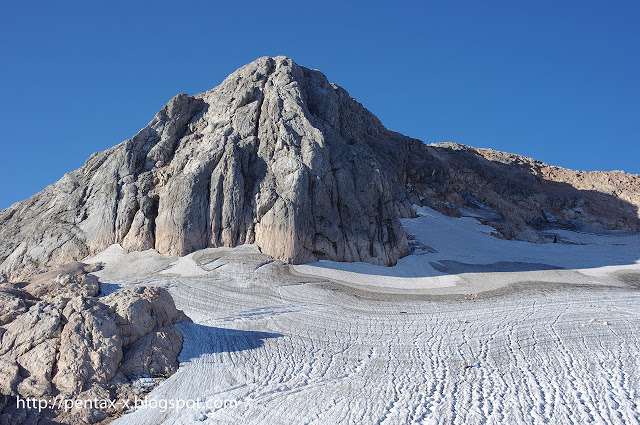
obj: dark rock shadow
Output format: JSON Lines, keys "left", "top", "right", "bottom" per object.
{"left": 425, "top": 145, "right": 640, "bottom": 234}
{"left": 98, "top": 282, "right": 121, "bottom": 297}
{"left": 175, "top": 322, "right": 283, "bottom": 361}
{"left": 429, "top": 260, "right": 565, "bottom": 274}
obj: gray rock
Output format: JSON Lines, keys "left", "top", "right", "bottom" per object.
{"left": 119, "top": 325, "right": 183, "bottom": 378}
{"left": 53, "top": 296, "right": 123, "bottom": 395}
{"left": 0, "top": 287, "right": 32, "bottom": 326}
{"left": 516, "top": 228, "right": 544, "bottom": 244}
{"left": 0, "top": 357, "right": 20, "bottom": 395}
{"left": 0, "top": 56, "right": 417, "bottom": 280}
{"left": 1, "top": 57, "right": 639, "bottom": 280}
{"left": 0, "top": 300, "right": 63, "bottom": 397}
{"left": 102, "top": 286, "right": 190, "bottom": 346}
{"left": 23, "top": 262, "right": 100, "bottom": 302}
{"left": 0, "top": 263, "right": 189, "bottom": 422}
{"left": 425, "top": 142, "right": 640, "bottom": 241}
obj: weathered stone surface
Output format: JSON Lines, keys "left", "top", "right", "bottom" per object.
{"left": 53, "top": 296, "right": 123, "bottom": 395}
{"left": 23, "top": 262, "right": 100, "bottom": 302}
{"left": 0, "top": 56, "right": 417, "bottom": 280}
{"left": 102, "top": 286, "right": 190, "bottom": 346}
{"left": 0, "top": 263, "right": 190, "bottom": 423}
{"left": 0, "top": 300, "right": 63, "bottom": 359}
{"left": 0, "top": 358, "right": 20, "bottom": 396}
{"left": 1, "top": 56, "right": 639, "bottom": 280}
{"left": 119, "top": 326, "right": 183, "bottom": 377}
{"left": 418, "top": 143, "right": 640, "bottom": 241}
{"left": 0, "top": 300, "right": 62, "bottom": 398}
{"left": 0, "top": 287, "right": 32, "bottom": 326}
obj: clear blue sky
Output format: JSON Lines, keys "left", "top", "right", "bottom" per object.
{"left": 1, "top": 0, "right": 639, "bottom": 209}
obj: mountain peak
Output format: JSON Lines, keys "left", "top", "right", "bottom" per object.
{"left": 1, "top": 58, "right": 639, "bottom": 280}
{"left": 0, "top": 57, "right": 418, "bottom": 279}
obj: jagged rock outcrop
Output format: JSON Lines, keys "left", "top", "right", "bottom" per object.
{"left": 1, "top": 56, "right": 639, "bottom": 280}
{"left": 0, "top": 56, "right": 423, "bottom": 280}
{"left": 0, "top": 263, "right": 190, "bottom": 424}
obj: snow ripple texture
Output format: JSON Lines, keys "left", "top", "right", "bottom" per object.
{"left": 90, "top": 214, "right": 640, "bottom": 425}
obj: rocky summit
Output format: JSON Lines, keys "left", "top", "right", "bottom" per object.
{"left": 1, "top": 56, "right": 639, "bottom": 280}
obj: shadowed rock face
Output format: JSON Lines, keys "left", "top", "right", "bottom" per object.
{"left": 416, "top": 143, "right": 640, "bottom": 242}
{"left": 0, "top": 56, "right": 421, "bottom": 279}
{"left": 1, "top": 56, "right": 639, "bottom": 279}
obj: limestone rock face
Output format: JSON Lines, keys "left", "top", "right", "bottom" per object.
{"left": 1, "top": 56, "right": 640, "bottom": 279}
{"left": 53, "top": 296, "right": 123, "bottom": 395}
{"left": 118, "top": 326, "right": 184, "bottom": 377}
{"left": 102, "top": 286, "right": 191, "bottom": 347}
{"left": 0, "top": 263, "right": 190, "bottom": 423}
{"left": 0, "top": 56, "right": 420, "bottom": 280}
{"left": 22, "top": 262, "right": 100, "bottom": 302}
{"left": 0, "top": 287, "right": 32, "bottom": 326}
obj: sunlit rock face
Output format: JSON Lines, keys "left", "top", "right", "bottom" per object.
{"left": 0, "top": 56, "right": 421, "bottom": 279}
{"left": 1, "top": 56, "right": 640, "bottom": 280}
{"left": 0, "top": 262, "right": 190, "bottom": 424}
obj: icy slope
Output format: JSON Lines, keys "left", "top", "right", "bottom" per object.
{"left": 84, "top": 211, "right": 640, "bottom": 425}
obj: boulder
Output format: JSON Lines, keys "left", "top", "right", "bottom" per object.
{"left": 0, "top": 263, "right": 190, "bottom": 423}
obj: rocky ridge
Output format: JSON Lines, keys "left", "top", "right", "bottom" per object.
{"left": 0, "top": 55, "right": 639, "bottom": 425}
{"left": 415, "top": 142, "right": 640, "bottom": 242}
